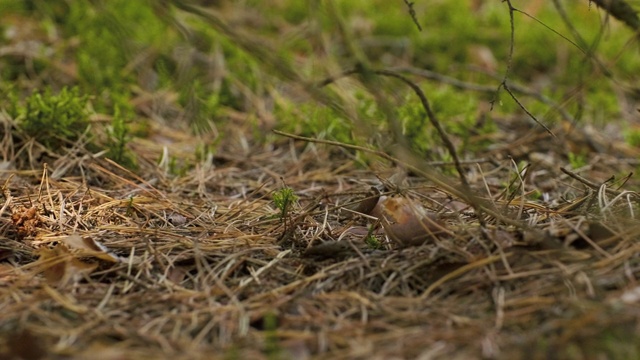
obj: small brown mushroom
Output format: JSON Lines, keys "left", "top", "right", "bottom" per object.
{"left": 370, "top": 196, "right": 447, "bottom": 247}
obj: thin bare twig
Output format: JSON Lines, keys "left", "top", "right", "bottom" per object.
{"left": 589, "top": 0, "right": 640, "bottom": 31}
{"left": 491, "top": 0, "right": 554, "bottom": 137}
{"left": 560, "top": 167, "right": 640, "bottom": 198}
{"left": 493, "top": 0, "right": 516, "bottom": 96}
{"left": 273, "top": 129, "right": 491, "bottom": 167}
{"left": 403, "top": 0, "right": 423, "bottom": 31}
{"left": 319, "top": 67, "right": 470, "bottom": 190}
{"left": 551, "top": 0, "right": 613, "bottom": 79}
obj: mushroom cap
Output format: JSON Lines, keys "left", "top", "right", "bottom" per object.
{"left": 371, "top": 196, "right": 446, "bottom": 246}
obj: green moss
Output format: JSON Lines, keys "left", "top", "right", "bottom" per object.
{"left": 281, "top": 2, "right": 313, "bottom": 25}
{"left": 398, "top": 84, "right": 489, "bottom": 156}
{"left": 623, "top": 126, "right": 640, "bottom": 147}
{"left": 275, "top": 101, "right": 354, "bottom": 144}
{"left": 13, "top": 86, "right": 91, "bottom": 149}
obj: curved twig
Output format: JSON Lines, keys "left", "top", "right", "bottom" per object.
{"left": 319, "top": 67, "right": 470, "bottom": 190}
{"left": 491, "top": 0, "right": 555, "bottom": 137}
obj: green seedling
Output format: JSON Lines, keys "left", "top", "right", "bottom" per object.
{"left": 125, "top": 196, "right": 135, "bottom": 217}
{"left": 263, "top": 312, "right": 282, "bottom": 360}
{"left": 568, "top": 152, "right": 587, "bottom": 169}
{"left": 365, "top": 233, "right": 383, "bottom": 250}
{"left": 272, "top": 186, "right": 298, "bottom": 220}
{"left": 168, "top": 156, "right": 189, "bottom": 177}
{"left": 106, "top": 106, "right": 137, "bottom": 169}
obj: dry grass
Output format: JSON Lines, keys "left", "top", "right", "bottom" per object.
{"left": 2, "top": 2, "right": 640, "bottom": 360}
{"left": 1, "top": 107, "right": 640, "bottom": 360}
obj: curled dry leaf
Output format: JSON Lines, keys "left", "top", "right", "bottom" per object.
{"left": 37, "top": 244, "right": 98, "bottom": 286}
{"left": 370, "top": 196, "right": 447, "bottom": 247}
{"left": 62, "top": 234, "right": 121, "bottom": 263}
{"left": 33, "top": 235, "right": 126, "bottom": 286}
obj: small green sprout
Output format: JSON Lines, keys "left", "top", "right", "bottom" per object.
{"left": 273, "top": 187, "right": 298, "bottom": 219}
{"left": 125, "top": 196, "right": 135, "bottom": 217}
{"left": 568, "top": 152, "right": 587, "bottom": 169}
{"left": 168, "top": 156, "right": 189, "bottom": 177}
{"left": 365, "top": 234, "right": 383, "bottom": 250}
{"left": 263, "top": 312, "right": 282, "bottom": 359}
{"left": 106, "top": 106, "right": 137, "bottom": 169}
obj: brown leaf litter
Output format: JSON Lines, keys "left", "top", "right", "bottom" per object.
{"left": 1, "top": 119, "right": 640, "bottom": 359}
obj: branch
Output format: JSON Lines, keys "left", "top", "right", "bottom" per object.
{"left": 319, "top": 68, "right": 470, "bottom": 190}
{"left": 590, "top": 0, "right": 640, "bottom": 31}
{"left": 403, "top": 0, "right": 423, "bottom": 31}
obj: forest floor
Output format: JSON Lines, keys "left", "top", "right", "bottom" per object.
{"left": 1, "top": 1, "right": 640, "bottom": 359}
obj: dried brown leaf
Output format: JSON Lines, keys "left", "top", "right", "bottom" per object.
{"left": 62, "top": 234, "right": 121, "bottom": 263}
{"left": 36, "top": 244, "right": 98, "bottom": 286}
